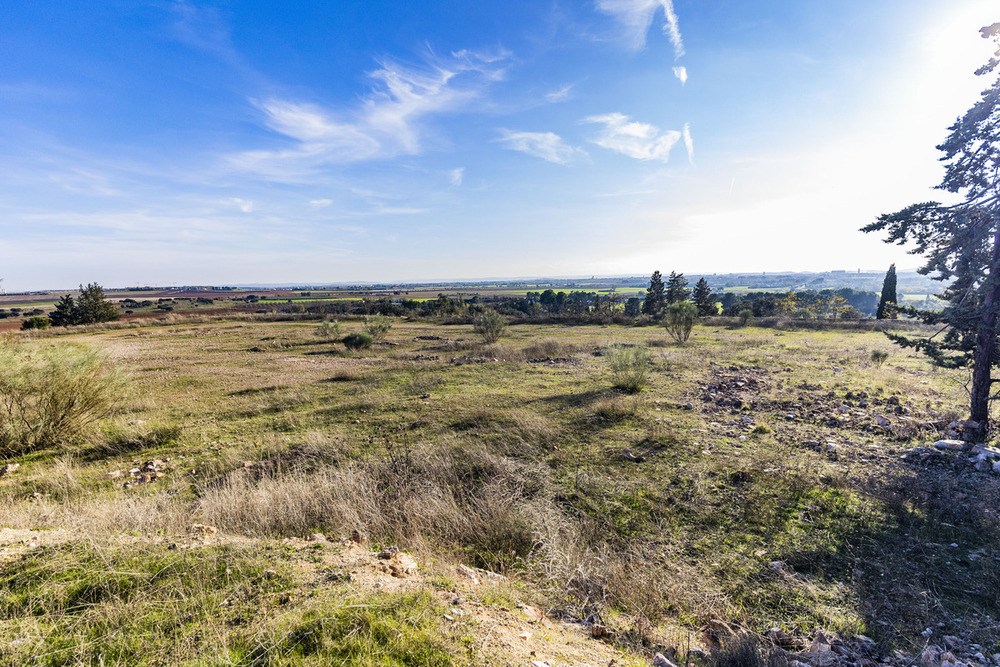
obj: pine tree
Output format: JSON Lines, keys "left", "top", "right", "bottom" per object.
{"left": 862, "top": 23, "right": 1000, "bottom": 439}
{"left": 665, "top": 271, "right": 690, "bottom": 304}
{"left": 48, "top": 294, "right": 77, "bottom": 327}
{"left": 692, "top": 277, "right": 717, "bottom": 316}
{"left": 74, "top": 283, "right": 119, "bottom": 325}
{"left": 876, "top": 264, "right": 898, "bottom": 319}
{"left": 642, "top": 271, "right": 665, "bottom": 316}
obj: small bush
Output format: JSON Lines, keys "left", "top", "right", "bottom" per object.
{"left": 21, "top": 316, "right": 51, "bottom": 330}
{"left": 0, "top": 340, "right": 128, "bottom": 455}
{"left": 363, "top": 315, "right": 392, "bottom": 341}
{"left": 342, "top": 332, "right": 373, "bottom": 351}
{"left": 473, "top": 308, "right": 507, "bottom": 344}
{"left": 738, "top": 309, "right": 754, "bottom": 327}
{"left": 663, "top": 301, "right": 698, "bottom": 343}
{"left": 870, "top": 349, "right": 889, "bottom": 367}
{"left": 314, "top": 319, "right": 342, "bottom": 340}
{"left": 606, "top": 344, "right": 651, "bottom": 393}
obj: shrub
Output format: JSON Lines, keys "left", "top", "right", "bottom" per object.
{"left": 21, "top": 316, "right": 51, "bottom": 330}
{"left": 662, "top": 301, "right": 698, "bottom": 343}
{"left": 870, "top": 349, "right": 889, "bottom": 367}
{"left": 0, "top": 340, "right": 127, "bottom": 455}
{"left": 363, "top": 315, "right": 392, "bottom": 341}
{"left": 473, "top": 308, "right": 507, "bottom": 344}
{"left": 738, "top": 309, "right": 754, "bottom": 327}
{"left": 606, "top": 344, "right": 651, "bottom": 393}
{"left": 342, "top": 332, "right": 373, "bottom": 351}
{"left": 315, "top": 319, "right": 342, "bottom": 340}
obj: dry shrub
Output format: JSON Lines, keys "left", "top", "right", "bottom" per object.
{"left": 528, "top": 508, "right": 714, "bottom": 624}
{"left": 590, "top": 395, "right": 642, "bottom": 423}
{"left": 605, "top": 344, "right": 651, "bottom": 393}
{"left": 522, "top": 338, "right": 579, "bottom": 359}
{"left": 195, "top": 444, "right": 546, "bottom": 572}
{"left": 0, "top": 339, "right": 128, "bottom": 455}
{"left": 450, "top": 407, "right": 557, "bottom": 452}
{"left": 712, "top": 635, "right": 787, "bottom": 667}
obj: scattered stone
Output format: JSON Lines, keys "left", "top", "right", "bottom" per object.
{"left": 934, "top": 440, "right": 966, "bottom": 451}
{"left": 520, "top": 603, "right": 544, "bottom": 621}
{"left": 350, "top": 529, "right": 367, "bottom": 546}
{"left": 308, "top": 533, "right": 326, "bottom": 542}
{"left": 769, "top": 627, "right": 799, "bottom": 649}
{"left": 0, "top": 463, "right": 19, "bottom": 477}
{"left": 377, "top": 546, "right": 398, "bottom": 559}
{"left": 972, "top": 444, "right": 1000, "bottom": 459}
{"left": 189, "top": 524, "right": 218, "bottom": 540}
{"left": 457, "top": 564, "right": 480, "bottom": 585}
{"left": 653, "top": 653, "right": 678, "bottom": 667}
{"left": 902, "top": 447, "right": 946, "bottom": 463}
{"left": 386, "top": 551, "right": 417, "bottom": 577}
{"left": 107, "top": 470, "right": 122, "bottom": 479}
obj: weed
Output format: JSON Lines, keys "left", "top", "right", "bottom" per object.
{"left": 870, "top": 349, "right": 889, "bottom": 367}
{"left": 606, "top": 344, "right": 651, "bottom": 393}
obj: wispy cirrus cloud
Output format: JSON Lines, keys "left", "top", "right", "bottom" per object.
{"left": 596, "top": 0, "right": 684, "bottom": 58}
{"left": 545, "top": 84, "right": 575, "bottom": 102}
{"left": 230, "top": 50, "right": 508, "bottom": 178}
{"left": 495, "top": 130, "right": 586, "bottom": 165}
{"left": 584, "top": 113, "right": 681, "bottom": 162}
{"left": 682, "top": 123, "right": 694, "bottom": 163}
{"left": 449, "top": 168, "right": 465, "bottom": 186}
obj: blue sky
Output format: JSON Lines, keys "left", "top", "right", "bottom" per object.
{"left": 0, "top": 0, "right": 995, "bottom": 290}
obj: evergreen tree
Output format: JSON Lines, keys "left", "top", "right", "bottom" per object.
{"left": 48, "top": 294, "right": 77, "bottom": 327}
{"left": 862, "top": 23, "right": 1000, "bottom": 439}
{"left": 642, "top": 271, "right": 665, "bottom": 316}
{"left": 876, "top": 264, "right": 898, "bottom": 319}
{"left": 692, "top": 277, "right": 717, "bottom": 316}
{"left": 74, "top": 283, "right": 119, "bottom": 325}
{"left": 665, "top": 271, "right": 690, "bottom": 304}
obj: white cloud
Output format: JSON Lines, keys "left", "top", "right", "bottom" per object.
{"left": 309, "top": 198, "right": 333, "bottom": 207}
{"left": 584, "top": 113, "right": 681, "bottom": 162}
{"left": 231, "top": 50, "right": 508, "bottom": 177}
{"left": 545, "top": 84, "right": 575, "bottom": 102}
{"left": 596, "top": 0, "right": 684, "bottom": 57}
{"left": 449, "top": 168, "right": 465, "bottom": 186}
{"left": 673, "top": 66, "right": 688, "bottom": 85}
{"left": 495, "top": 130, "right": 586, "bottom": 165}
{"left": 682, "top": 122, "right": 694, "bottom": 163}
{"left": 660, "top": 0, "right": 684, "bottom": 59}
{"left": 230, "top": 197, "right": 254, "bottom": 212}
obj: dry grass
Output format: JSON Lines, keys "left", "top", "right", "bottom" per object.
{"left": 1, "top": 317, "right": 996, "bottom": 658}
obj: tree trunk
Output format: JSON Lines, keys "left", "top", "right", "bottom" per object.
{"left": 970, "top": 223, "right": 1000, "bottom": 441}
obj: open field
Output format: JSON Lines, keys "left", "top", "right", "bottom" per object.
{"left": 1, "top": 316, "right": 998, "bottom": 665}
